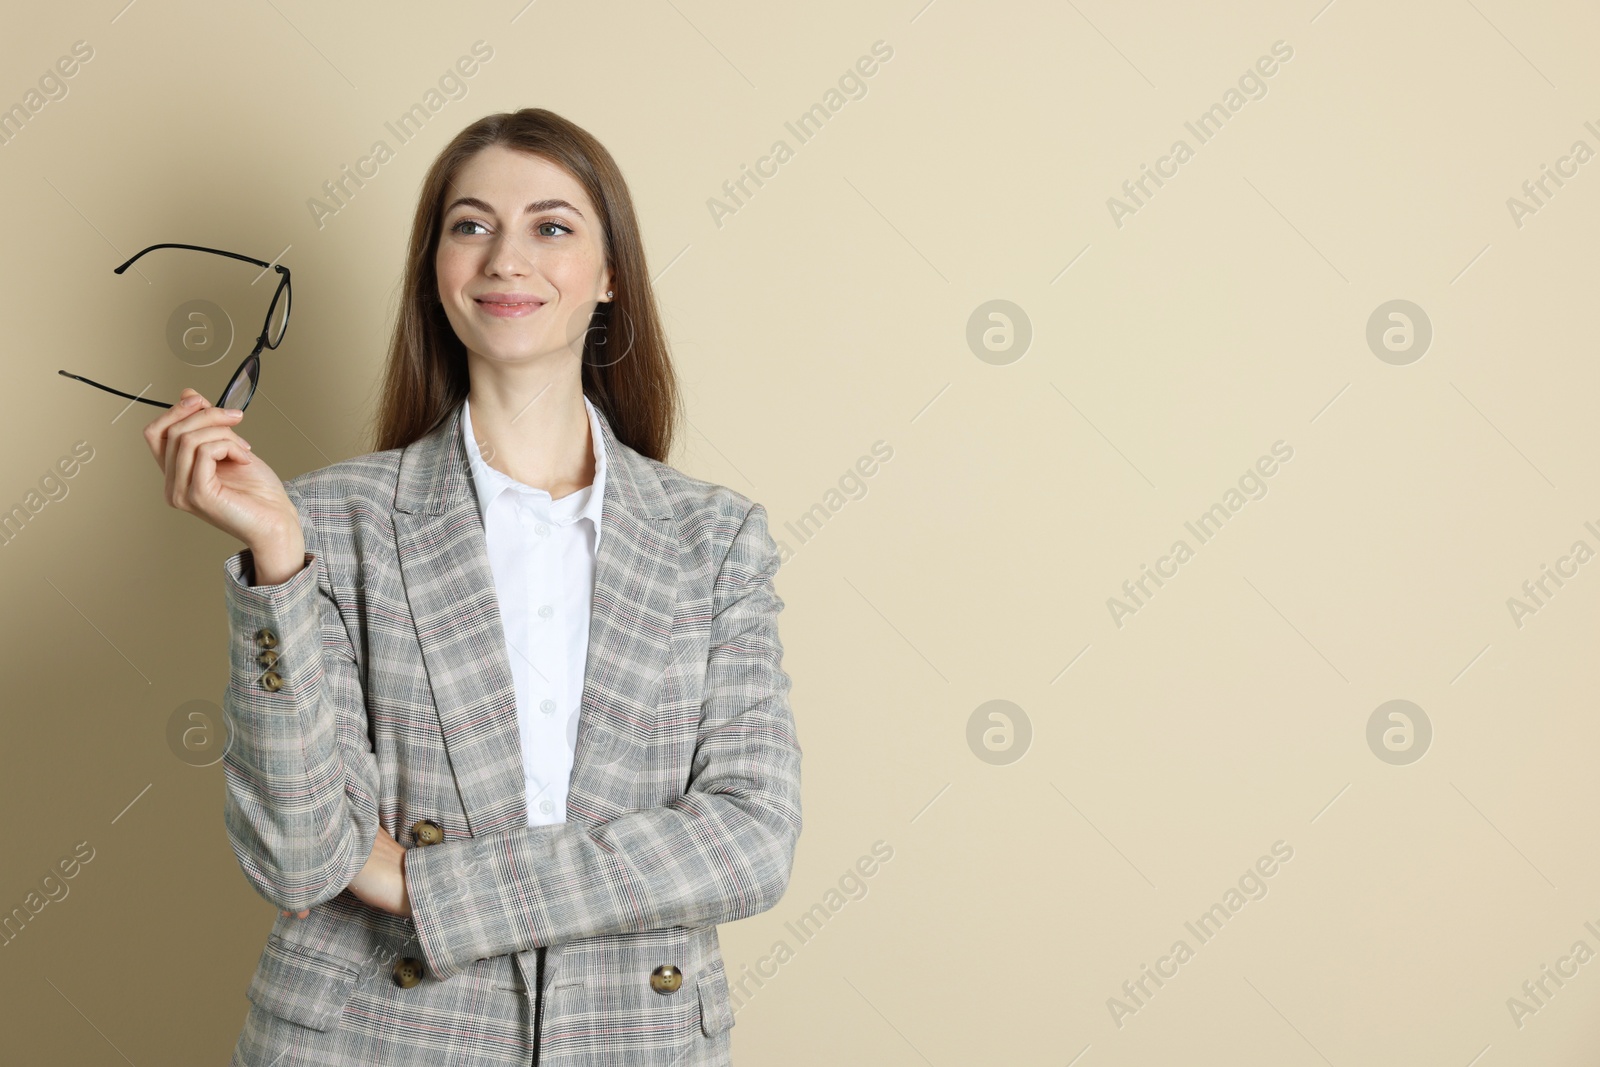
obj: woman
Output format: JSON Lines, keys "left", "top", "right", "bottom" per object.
{"left": 145, "top": 108, "right": 802, "bottom": 1066}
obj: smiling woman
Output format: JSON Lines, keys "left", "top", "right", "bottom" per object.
{"left": 144, "top": 107, "right": 801, "bottom": 1067}
{"left": 432, "top": 157, "right": 620, "bottom": 500}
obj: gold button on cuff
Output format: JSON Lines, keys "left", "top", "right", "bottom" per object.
{"left": 411, "top": 819, "right": 444, "bottom": 847}
{"left": 256, "top": 649, "right": 280, "bottom": 669}
{"left": 259, "top": 670, "right": 283, "bottom": 692}
{"left": 393, "top": 957, "right": 425, "bottom": 988}
{"left": 649, "top": 964, "right": 683, "bottom": 994}
{"left": 255, "top": 627, "right": 278, "bottom": 649}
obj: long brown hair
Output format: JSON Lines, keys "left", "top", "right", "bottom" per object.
{"left": 371, "top": 107, "right": 681, "bottom": 461}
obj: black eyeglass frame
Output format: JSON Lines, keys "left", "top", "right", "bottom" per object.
{"left": 57, "top": 242, "right": 291, "bottom": 412}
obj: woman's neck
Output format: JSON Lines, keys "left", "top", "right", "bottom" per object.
{"left": 465, "top": 373, "right": 594, "bottom": 499}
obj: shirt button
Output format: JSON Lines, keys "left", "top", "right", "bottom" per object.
{"left": 539, "top": 799, "right": 555, "bottom": 815}
{"left": 540, "top": 699, "right": 556, "bottom": 714}
{"left": 538, "top": 604, "right": 553, "bottom": 619}
{"left": 535, "top": 523, "right": 549, "bottom": 536}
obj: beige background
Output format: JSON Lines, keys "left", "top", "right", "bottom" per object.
{"left": 4, "top": 0, "right": 1598, "bottom": 1062}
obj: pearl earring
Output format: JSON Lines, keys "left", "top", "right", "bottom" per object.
{"left": 605, "top": 291, "right": 614, "bottom": 299}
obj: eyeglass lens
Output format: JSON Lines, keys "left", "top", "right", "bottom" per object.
{"left": 265, "top": 281, "right": 290, "bottom": 348}
{"left": 219, "top": 355, "right": 259, "bottom": 410}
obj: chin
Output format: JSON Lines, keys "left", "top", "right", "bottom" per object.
{"left": 479, "top": 340, "right": 558, "bottom": 363}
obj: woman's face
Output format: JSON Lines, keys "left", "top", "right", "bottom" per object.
{"left": 435, "top": 144, "right": 612, "bottom": 369}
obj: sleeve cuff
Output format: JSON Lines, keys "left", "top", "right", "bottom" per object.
{"left": 223, "top": 547, "right": 316, "bottom": 598}
{"left": 222, "top": 548, "right": 321, "bottom": 690}
{"left": 404, "top": 840, "right": 470, "bottom": 981}
{"left": 403, "top": 830, "right": 555, "bottom": 982}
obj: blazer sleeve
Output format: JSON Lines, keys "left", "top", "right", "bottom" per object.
{"left": 402, "top": 501, "right": 803, "bottom": 981}
{"left": 219, "top": 481, "right": 384, "bottom": 913}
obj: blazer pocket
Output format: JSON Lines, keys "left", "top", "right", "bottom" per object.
{"left": 246, "top": 933, "right": 361, "bottom": 1032}
{"left": 698, "top": 957, "right": 736, "bottom": 1037}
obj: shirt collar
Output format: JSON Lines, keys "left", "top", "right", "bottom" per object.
{"left": 460, "top": 393, "right": 607, "bottom": 551}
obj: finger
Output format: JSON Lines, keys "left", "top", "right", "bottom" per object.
{"left": 164, "top": 412, "right": 246, "bottom": 509}
{"left": 160, "top": 402, "right": 239, "bottom": 501}
{"left": 164, "top": 405, "right": 240, "bottom": 491}
{"left": 185, "top": 436, "right": 253, "bottom": 512}
{"left": 170, "top": 426, "right": 246, "bottom": 511}
{"left": 163, "top": 404, "right": 231, "bottom": 505}
{"left": 171, "top": 421, "right": 246, "bottom": 491}
{"left": 143, "top": 389, "right": 211, "bottom": 473}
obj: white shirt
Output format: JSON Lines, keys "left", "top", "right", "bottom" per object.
{"left": 460, "top": 394, "right": 607, "bottom": 827}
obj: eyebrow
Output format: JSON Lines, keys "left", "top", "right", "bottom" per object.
{"left": 443, "top": 196, "right": 586, "bottom": 221}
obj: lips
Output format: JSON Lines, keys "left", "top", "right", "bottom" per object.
{"left": 474, "top": 296, "right": 544, "bottom": 318}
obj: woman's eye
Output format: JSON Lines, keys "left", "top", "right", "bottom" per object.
{"left": 449, "top": 219, "right": 571, "bottom": 238}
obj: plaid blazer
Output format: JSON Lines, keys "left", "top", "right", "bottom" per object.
{"left": 218, "top": 399, "right": 802, "bottom": 1066}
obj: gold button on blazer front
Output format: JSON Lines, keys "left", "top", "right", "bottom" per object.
{"left": 649, "top": 964, "right": 683, "bottom": 994}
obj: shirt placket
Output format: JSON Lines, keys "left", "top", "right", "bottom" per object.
{"left": 516, "top": 489, "right": 568, "bottom": 823}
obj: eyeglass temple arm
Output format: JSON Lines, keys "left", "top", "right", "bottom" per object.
{"left": 56, "top": 370, "right": 173, "bottom": 408}
{"left": 61, "top": 245, "right": 286, "bottom": 408}
{"left": 114, "top": 243, "right": 289, "bottom": 277}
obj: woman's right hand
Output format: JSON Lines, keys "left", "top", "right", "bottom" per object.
{"left": 144, "top": 388, "right": 304, "bottom": 574}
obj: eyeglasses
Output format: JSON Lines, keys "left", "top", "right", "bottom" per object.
{"left": 58, "top": 242, "right": 292, "bottom": 413}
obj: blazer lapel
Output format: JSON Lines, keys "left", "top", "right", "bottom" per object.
{"left": 390, "top": 398, "right": 678, "bottom": 838}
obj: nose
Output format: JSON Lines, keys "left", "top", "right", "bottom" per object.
{"left": 488, "top": 231, "right": 533, "bottom": 277}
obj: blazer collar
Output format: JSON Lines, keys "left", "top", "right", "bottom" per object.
{"left": 392, "top": 398, "right": 671, "bottom": 522}
{"left": 388, "top": 396, "right": 678, "bottom": 839}
{"left": 459, "top": 393, "right": 609, "bottom": 554}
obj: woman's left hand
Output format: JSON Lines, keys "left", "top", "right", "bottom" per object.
{"left": 279, "top": 826, "right": 413, "bottom": 920}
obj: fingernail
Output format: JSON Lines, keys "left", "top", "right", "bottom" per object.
{"left": 183, "top": 395, "right": 204, "bottom": 407}
{"left": 240, "top": 439, "right": 252, "bottom": 450}
{"left": 223, "top": 408, "right": 243, "bottom": 418}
